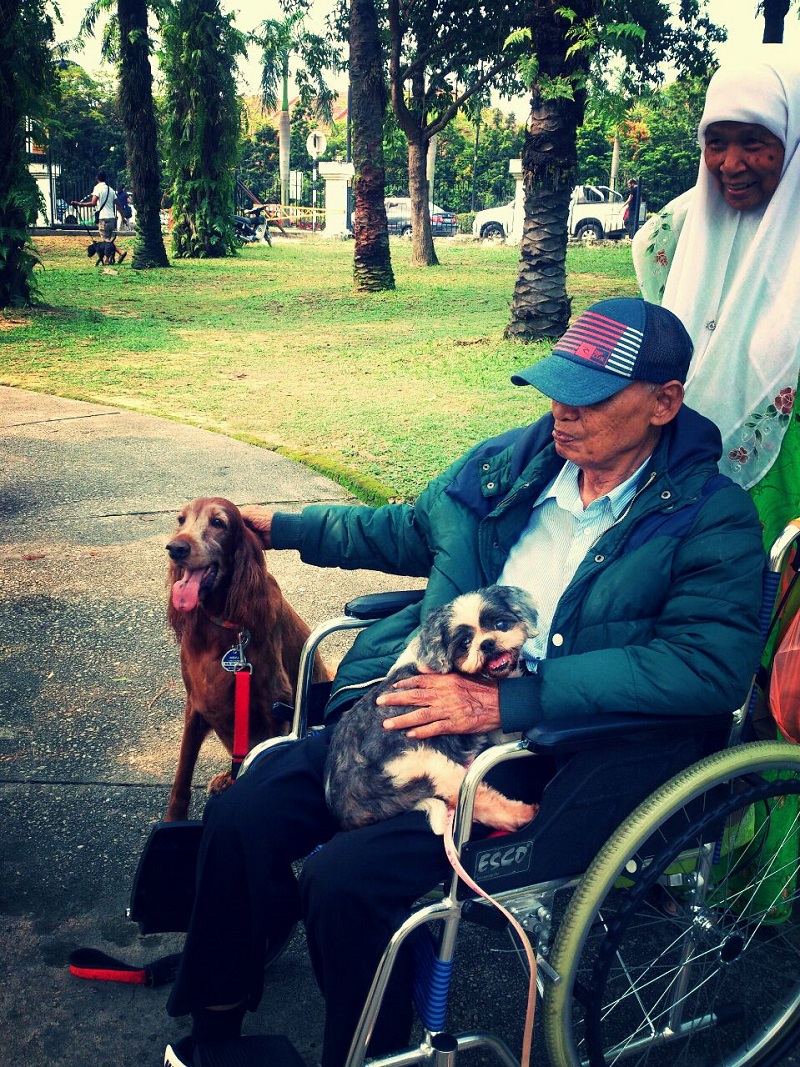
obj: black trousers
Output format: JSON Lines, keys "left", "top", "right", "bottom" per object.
{"left": 167, "top": 726, "right": 452, "bottom": 1066}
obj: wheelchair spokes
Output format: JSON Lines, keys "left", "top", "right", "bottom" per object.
{"left": 546, "top": 750, "right": 800, "bottom": 1067}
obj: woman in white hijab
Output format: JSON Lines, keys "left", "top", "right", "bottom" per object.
{"left": 633, "top": 49, "right": 800, "bottom": 551}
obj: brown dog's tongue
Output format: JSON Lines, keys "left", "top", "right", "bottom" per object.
{"left": 171, "top": 569, "right": 205, "bottom": 612}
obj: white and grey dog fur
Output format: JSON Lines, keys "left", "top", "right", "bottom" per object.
{"left": 324, "top": 584, "right": 540, "bottom": 836}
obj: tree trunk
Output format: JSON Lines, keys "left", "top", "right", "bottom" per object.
{"left": 279, "top": 56, "right": 290, "bottom": 208}
{"left": 506, "top": 0, "right": 592, "bottom": 341}
{"left": 117, "top": 0, "right": 169, "bottom": 269}
{"left": 761, "top": 0, "right": 790, "bottom": 42}
{"left": 349, "top": 0, "right": 395, "bottom": 292}
{"left": 407, "top": 136, "right": 438, "bottom": 266}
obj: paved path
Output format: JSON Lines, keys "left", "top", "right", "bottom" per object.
{"left": 0, "top": 387, "right": 417, "bottom": 1067}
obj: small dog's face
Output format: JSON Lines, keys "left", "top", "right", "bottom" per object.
{"left": 166, "top": 497, "right": 243, "bottom": 610}
{"left": 87, "top": 243, "right": 98, "bottom": 258}
{"left": 414, "top": 585, "right": 538, "bottom": 678}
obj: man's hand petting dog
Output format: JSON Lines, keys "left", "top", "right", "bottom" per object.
{"left": 239, "top": 504, "right": 273, "bottom": 549}
{"left": 378, "top": 673, "right": 501, "bottom": 738}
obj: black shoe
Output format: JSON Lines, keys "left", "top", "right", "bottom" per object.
{"left": 164, "top": 1036, "right": 195, "bottom": 1067}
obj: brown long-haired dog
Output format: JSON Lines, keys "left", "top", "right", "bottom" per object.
{"left": 164, "top": 496, "right": 328, "bottom": 821}
{"left": 325, "top": 585, "right": 540, "bottom": 836}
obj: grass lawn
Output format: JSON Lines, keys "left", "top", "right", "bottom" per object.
{"left": 0, "top": 235, "right": 638, "bottom": 502}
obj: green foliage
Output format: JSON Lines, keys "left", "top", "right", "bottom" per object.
{"left": 161, "top": 0, "right": 245, "bottom": 257}
{"left": 592, "top": 0, "right": 725, "bottom": 91}
{"left": 50, "top": 64, "right": 128, "bottom": 188}
{"left": 237, "top": 123, "right": 280, "bottom": 202}
{"left": 430, "top": 109, "right": 525, "bottom": 213}
{"left": 0, "top": 0, "right": 57, "bottom": 307}
{"left": 253, "top": 11, "right": 342, "bottom": 122}
{"left": 576, "top": 76, "right": 709, "bottom": 210}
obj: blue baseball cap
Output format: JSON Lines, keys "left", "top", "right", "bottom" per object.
{"left": 511, "top": 298, "right": 693, "bottom": 406}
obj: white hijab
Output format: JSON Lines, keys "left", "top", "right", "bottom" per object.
{"left": 662, "top": 49, "right": 800, "bottom": 489}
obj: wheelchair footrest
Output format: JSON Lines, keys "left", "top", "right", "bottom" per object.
{"left": 197, "top": 1035, "right": 305, "bottom": 1067}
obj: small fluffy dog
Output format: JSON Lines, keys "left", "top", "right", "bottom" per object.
{"left": 165, "top": 496, "right": 329, "bottom": 821}
{"left": 325, "top": 585, "right": 539, "bottom": 836}
{"left": 87, "top": 240, "right": 127, "bottom": 266}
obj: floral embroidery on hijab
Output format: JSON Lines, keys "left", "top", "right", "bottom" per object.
{"left": 641, "top": 209, "right": 675, "bottom": 299}
{"left": 728, "top": 386, "right": 798, "bottom": 470}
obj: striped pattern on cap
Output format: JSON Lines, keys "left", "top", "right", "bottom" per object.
{"left": 555, "top": 311, "right": 644, "bottom": 379}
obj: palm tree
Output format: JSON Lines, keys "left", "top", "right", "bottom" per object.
{"left": 254, "top": 11, "right": 339, "bottom": 210}
{"left": 505, "top": 0, "right": 723, "bottom": 340}
{"left": 117, "top": 0, "right": 169, "bottom": 268}
{"left": 350, "top": 0, "right": 394, "bottom": 291}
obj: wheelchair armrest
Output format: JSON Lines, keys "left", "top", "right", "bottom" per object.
{"left": 344, "top": 589, "right": 424, "bottom": 621}
{"left": 525, "top": 711, "right": 733, "bottom": 752}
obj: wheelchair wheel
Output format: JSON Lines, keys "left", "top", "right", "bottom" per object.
{"left": 543, "top": 741, "right": 800, "bottom": 1067}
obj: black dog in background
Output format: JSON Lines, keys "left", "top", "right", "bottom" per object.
{"left": 325, "top": 584, "right": 540, "bottom": 835}
{"left": 87, "top": 240, "right": 127, "bottom": 266}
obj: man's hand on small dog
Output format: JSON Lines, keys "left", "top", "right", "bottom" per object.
{"left": 378, "top": 673, "right": 501, "bottom": 738}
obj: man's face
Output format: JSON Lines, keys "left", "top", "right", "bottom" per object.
{"left": 550, "top": 382, "right": 664, "bottom": 475}
{"left": 704, "top": 121, "right": 785, "bottom": 211}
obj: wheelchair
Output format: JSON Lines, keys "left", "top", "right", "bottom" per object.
{"left": 131, "top": 523, "right": 800, "bottom": 1067}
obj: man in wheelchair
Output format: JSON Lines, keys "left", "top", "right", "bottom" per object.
{"left": 164, "top": 298, "right": 765, "bottom": 1067}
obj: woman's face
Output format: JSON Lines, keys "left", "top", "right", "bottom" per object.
{"left": 704, "top": 121, "right": 785, "bottom": 211}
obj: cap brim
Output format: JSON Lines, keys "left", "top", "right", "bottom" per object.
{"left": 512, "top": 352, "right": 630, "bottom": 405}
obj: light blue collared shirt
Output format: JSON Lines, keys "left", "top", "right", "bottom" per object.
{"left": 499, "top": 457, "right": 649, "bottom": 668}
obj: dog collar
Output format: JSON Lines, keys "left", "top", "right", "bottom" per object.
{"left": 198, "top": 602, "right": 241, "bottom": 630}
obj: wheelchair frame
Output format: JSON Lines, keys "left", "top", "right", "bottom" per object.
{"left": 237, "top": 523, "right": 800, "bottom": 1067}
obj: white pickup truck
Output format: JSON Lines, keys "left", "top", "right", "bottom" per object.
{"left": 472, "top": 184, "right": 645, "bottom": 241}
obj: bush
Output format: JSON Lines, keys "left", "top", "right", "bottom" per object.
{"left": 458, "top": 212, "right": 475, "bottom": 234}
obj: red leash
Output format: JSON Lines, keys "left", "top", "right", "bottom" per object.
{"left": 69, "top": 948, "right": 181, "bottom": 987}
{"left": 231, "top": 666, "right": 251, "bottom": 779}
{"left": 217, "top": 626, "right": 253, "bottom": 781}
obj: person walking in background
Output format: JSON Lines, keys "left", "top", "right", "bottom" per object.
{"left": 71, "top": 170, "right": 117, "bottom": 241}
{"left": 116, "top": 183, "right": 132, "bottom": 230}
{"left": 622, "top": 178, "right": 638, "bottom": 238}
{"left": 632, "top": 50, "right": 800, "bottom": 551}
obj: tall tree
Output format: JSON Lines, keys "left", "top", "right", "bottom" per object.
{"left": 506, "top": 0, "right": 725, "bottom": 341}
{"left": 386, "top": 0, "right": 527, "bottom": 266}
{"left": 117, "top": 0, "right": 169, "bottom": 268}
{"left": 350, "top": 0, "right": 394, "bottom": 291}
{"left": 0, "top": 0, "right": 56, "bottom": 307}
{"left": 161, "top": 0, "right": 245, "bottom": 257}
{"left": 254, "top": 7, "right": 340, "bottom": 210}
{"left": 505, "top": 0, "right": 594, "bottom": 340}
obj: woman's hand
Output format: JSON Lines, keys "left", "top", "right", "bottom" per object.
{"left": 378, "top": 673, "right": 501, "bottom": 739}
{"left": 240, "top": 504, "right": 274, "bottom": 549}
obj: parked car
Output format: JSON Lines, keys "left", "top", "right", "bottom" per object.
{"left": 472, "top": 199, "right": 515, "bottom": 240}
{"left": 384, "top": 197, "right": 458, "bottom": 237}
{"left": 472, "top": 184, "right": 647, "bottom": 242}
